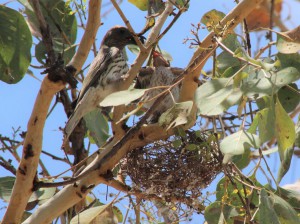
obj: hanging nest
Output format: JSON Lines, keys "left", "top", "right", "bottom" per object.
{"left": 121, "top": 130, "right": 223, "bottom": 206}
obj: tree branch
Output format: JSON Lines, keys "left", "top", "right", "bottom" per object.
{"left": 30, "top": 0, "right": 56, "bottom": 65}
{"left": 67, "top": 0, "right": 102, "bottom": 73}
{"left": 179, "top": 0, "right": 265, "bottom": 103}
{"left": 3, "top": 76, "right": 65, "bottom": 223}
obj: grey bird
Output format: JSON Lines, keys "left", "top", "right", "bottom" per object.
{"left": 65, "top": 26, "right": 142, "bottom": 138}
{"left": 135, "top": 51, "right": 181, "bottom": 123}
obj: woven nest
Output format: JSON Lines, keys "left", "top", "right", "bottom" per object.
{"left": 121, "top": 130, "right": 223, "bottom": 206}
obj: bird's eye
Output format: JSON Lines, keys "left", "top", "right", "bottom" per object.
{"left": 119, "top": 29, "right": 125, "bottom": 34}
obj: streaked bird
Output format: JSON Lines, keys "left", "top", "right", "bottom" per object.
{"left": 135, "top": 51, "right": 181, "bottom": 122}
{"left": 65, "top": 26, "right": 142, "bottom": 138}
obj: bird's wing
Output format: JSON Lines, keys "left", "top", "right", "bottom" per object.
{"left": 78, "top": 46, "right": 120, "bottom": 101}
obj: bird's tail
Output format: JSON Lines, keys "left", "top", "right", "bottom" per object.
{"left": 64, "top": 111, "right": 82, "bottom": 139}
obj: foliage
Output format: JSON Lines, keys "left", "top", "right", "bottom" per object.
{"left": 0, "top": 5, "right": 32, "bottom": 84}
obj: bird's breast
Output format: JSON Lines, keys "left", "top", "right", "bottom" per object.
{"left": 100, "top": 53, "right": 129, "bottom": 87}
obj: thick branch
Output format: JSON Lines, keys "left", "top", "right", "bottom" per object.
{"left": 3, "top": 77, "right": 65, "bottom": 223}
{"left": 67, "top": 0, "right": 102, "bottom": 73}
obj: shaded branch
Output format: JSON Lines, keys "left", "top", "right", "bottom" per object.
{"left": 31, "top": 0, "right": 56, "bottom": 65}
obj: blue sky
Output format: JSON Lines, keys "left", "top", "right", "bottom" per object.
{"left": 1, "top": 0, "right": 300, "bottom": 223}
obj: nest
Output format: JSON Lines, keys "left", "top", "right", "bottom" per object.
{"left": 121, "top": 130, "right": 223, "bottom": 206}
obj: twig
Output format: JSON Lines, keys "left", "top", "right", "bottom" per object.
{"left": 268, "top": 0, "right": 275, "bottom": 56}
{"left": 39, "top": 159, "right": 50, "bottom": 177}
{"left": 259, "top": 147, "right": 278, "bottom": 187}
{"left": 243, "top": 18, "right": 251, "bottom": 56}
{"left": 223, "top": 166, "right": 254, "bottom": 223}
{"left": 110, "top": 0, "right": 145, "bottom": 51}
{"left": 214, "top": 37, "right": 261, "bottom": 69}
{"left": 41, "top": 150, "right": 70, "bottom": 164}
{"left": 218, "top": 115, "right": 227, "bottom": 137}
{"left": 0, "top": 156, "right": 16, "bottom": 175}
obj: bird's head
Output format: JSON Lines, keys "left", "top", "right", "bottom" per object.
{"left": 102, "top": 26, "right": 144, "bottom": 48}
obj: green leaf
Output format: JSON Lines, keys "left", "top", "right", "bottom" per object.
{"left": 277, "top": 186, "right": 300, "bottom": 208}
{"left": 241, "top": 67, "right": 300, "bottom": 98}
{"left": 278, "top": 84, "right": 299, "bottom": 113}
{"left": 0, "top": 5, "right": 32, "bottom": 84}
{"left": 216, "top": 51, "right": 241, "bottom": 74}
{"left": 277, "top": 147, "right": 294, "bottom": 183}
{"left": 195, "top": 78, "right": 242, "bottom": 116}
{"left": 296, "top": 116, "right": 300, "bottom": 148}
{"left": 29, "top": 187, "right": 56, "bottom": 203}
{"left": 127, "top": 44, "right": 140, "bottom": 55}
{"left": 271, "top": 67, "right": 300, "bottom": 87}
{"left": 158, "top": 101, "right": 193, "bottom": 130}
{"left": 201, "top": 9, "right": 225, "bottom": 32}
{"left": 216, "top": 176, "right": 260, "bottom": 207}
{"left": 220, "top": 130, "right": 260, "bottom": 163}
{"left": 35, "top": 39, "right": 77, "bottom": 65}
{"left": 222, "top": 66, "right": 241, "bottom": 78}
{"left": 256, "top": 96, "right": 272, "bottom": 110}
{"left": 175, "top": 0, "right": 189, "bottom": 9}
{"left": 204, "top": 201, "right": 238, "bottom": 224}
{"left": 128, "top": 0, "right": 148, "bottom": 11}
{"left": 24, "top": 0, "right": 77, "bottom": 63}
{"left": 223, "top": 34, "right": 241, "bottom": 51}
{"left": 70, "top": 203, "right": 118, "bottom": 224}
{"left": 172, "top": 139, "right": 182, "bottom": 148}
{"left": 186, "top": 143, "right": 197, "bottom": 151}
{"left": 248, "top": 113, "right": 259, "bottom": 134}
{"left": 234, "top": 48, "right": 262, "bottom": 67}
{"left": 259, "top": 189, "right": 281, "bottom": 224}
{"left": 231, "top": 148, "right": 251, "bottom": 169}
{"left": 100, "top": 88, "right": 147, "bottom": 107}
{"left": 84, "top": 109, "right": 109, "bottom": 147}
{"left": 277, "top": 53, "right": 300, "bottom": 71}
{"left": 276, "top": 34, "right": 300, "bottom": 54}
{"left": 216, "top": 35, "right": 242, "bottom": 75}
{"left": 257, "top": 107, "right": 275, "bottom": 143}
{"left": 273, "top": 193, "right": 300, "bottom": 224}
{"left": 25, "top": 0, "right": 77, "bottom": 43}
{"left": 0, "top": 176, "right": 15, "bottom": 202}
{"left": 275, "top": 97, "right": 296, "bottom": 160}
{"left": 26, "top": 186, "right": 56, "bottom": 210}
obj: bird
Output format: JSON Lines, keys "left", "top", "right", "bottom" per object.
{"left": 135, "top": 50, "right": 181, "bottom": 123}
{"left": 65, "top": 26, "right": 143, "bottom": 138}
